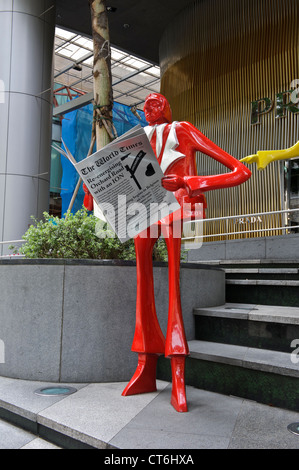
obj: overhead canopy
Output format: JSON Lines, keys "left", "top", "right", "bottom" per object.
{"left": 54, "top": 27, "right": 160, "bottom": 111}
{"left": 55, "top": 0, "right": 197, "bottom": 64}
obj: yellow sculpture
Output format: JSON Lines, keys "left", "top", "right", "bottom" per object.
{"left": 240, "top": 140, "right": 299, "bottom": 170}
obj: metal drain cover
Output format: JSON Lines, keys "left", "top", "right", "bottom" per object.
{"left": 287, "top": 423, "right": 299, "bottom": 436}
{"left": 34, "top": 386, "right": 77, "bottom": 396}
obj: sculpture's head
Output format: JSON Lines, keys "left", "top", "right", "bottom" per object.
{"left": 144, "top": 93, "right": 172, "bottom": 125}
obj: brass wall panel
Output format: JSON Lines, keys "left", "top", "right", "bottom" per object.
{"left": 160, "top": 0, "right": 299, "bottom": 240}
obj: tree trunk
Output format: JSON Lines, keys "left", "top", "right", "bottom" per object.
{"left": 89, "top": 0, "right": 114, "bottom": 150}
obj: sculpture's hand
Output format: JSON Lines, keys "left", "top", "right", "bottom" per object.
{"left": 240, "top": 152, "right": 274, "bottom": 170}
{"left": 240, "top": 141, "right": 299, "bottom": 170}
{"left": 161, "top": 175, "right": 185, "bottom": 192}
{"left": 83, "top": 183, "right": 90, "bottom": 195}
{"left": 83, "top": 183, "right": 94, "bottom": 211}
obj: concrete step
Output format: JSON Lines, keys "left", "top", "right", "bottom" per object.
{"left": 167, "top": 302, "right": 299, "bottom": 412}
{"left": 226, "top": 271, "right": 299, "bottom": 282}
{"left": 1, "top": 375, "right": 299, "bottom": 449}
{"left": 225, "top": 268, "right": 299, "bottom": 274}
{"left": 192, "top": 259, "right": 299, "bottom": 268}
{"left": 225, "top": 280, "right": 299, "bottom": 307}
{"left": 194, "top": 259, "right": 299, "bottom": 280}
{"left": 226, "top": 279, "right": 299, "bottom": 285}
{"left": 157, "top": 339, "right": 299, "bottom": 412}
{"left": 192, "top": 260, "right": 299, "bottom": 306}
{"left": 0, "top": 417, "right": 61, "bottom": 449}
{"left": 188, "top": 340, "right": 299, "bottom": 378}
{"left": 194, "top": 303, "right": 299, "bottom": 323}
{"left": 193, "top": 303, "right": 299, "bottom": 352}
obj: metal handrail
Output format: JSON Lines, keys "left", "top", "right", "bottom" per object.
{"left": 182, "top": 207, "right": 299, "bottom": 240}
{"left": 182, "top": 225, "right": 299, "bottom": 241}
{"left": 183, "top": 207, "right": 299, "bottom": 224}
{"left": 0, "top": 240, "right": 24, "bottom": 245}
{"left": 0, "top": 209, "right": 298, "bottom": 246}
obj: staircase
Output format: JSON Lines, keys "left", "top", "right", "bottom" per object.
{"left": 223, "top": 259, "right": 299, "bottom": 307}
{"left": 157, "top": 261, "right": 299, "bottom": 412}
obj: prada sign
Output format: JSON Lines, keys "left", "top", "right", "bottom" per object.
{"left": 251, "top": 81, "right": 299, "bottom": 125}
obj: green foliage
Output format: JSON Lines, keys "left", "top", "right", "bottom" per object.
{"left": 9, "top": 209, "right": 171, "bottom": 261}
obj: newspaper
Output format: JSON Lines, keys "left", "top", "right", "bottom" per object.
{"left": 62, "top": 125, "right": 181, "bottom": 242}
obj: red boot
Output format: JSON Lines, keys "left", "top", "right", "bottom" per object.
{"left": 122, "top": 353, "right": 159, "bottom": 396}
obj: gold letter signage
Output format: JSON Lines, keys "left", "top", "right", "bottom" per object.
{"left": 251, "top": 89, "right": 299, "bottom": 125}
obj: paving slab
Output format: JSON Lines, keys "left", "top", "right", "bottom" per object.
{"left": 109, "top": 385, "right": 241, "bottom": 449}
{"left": 0, "top": 418, "right": 36, "bottom": 449}
{"left": 228, "top": 400, "right": 299, "bottom": 449}
{"left": 21, "top": 437, "right": 61, "bottom": 449}
{"left": 0, "top": 376, "right": 87, "bottom": 421}
{"left": 0, "top": 377, "right": 299, "bottom": 449}
{"left": 37, "top": 381, "right": 169, "bottom": 449}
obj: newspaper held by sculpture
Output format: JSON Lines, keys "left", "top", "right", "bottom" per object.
{"left": 62, "top": 125, "right": 181, "bottom": 242}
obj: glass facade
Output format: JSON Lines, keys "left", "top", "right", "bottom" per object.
{"left": 160, "top": 0, "right": 299, "bottom": 241}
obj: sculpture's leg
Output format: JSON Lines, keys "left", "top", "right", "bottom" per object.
{"left": 170, "top": 356, "right": 188, "bottom": 413}
{"left": 122, "top": 228, "right": 165, "bottom": 397}
{"left": 162, "top": 221, "right": 189, "bottom": 412}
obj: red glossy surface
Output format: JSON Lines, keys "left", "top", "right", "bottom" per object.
{"left": 123, "top": 93, "right": 251, "bottom": 412}
{"left": 170, "top": 356, "right": 188, "bottom": 412}
{"left": 83, "top": 183, "right": 94, "bottom": 211}
{"left": 82, "top": 93, "right": 251, "bottom": 411}
{"left": 122, "top": 353, "right": 159, "bottom": 396}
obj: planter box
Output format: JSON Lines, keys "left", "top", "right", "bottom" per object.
{"left": 187, "top": 233, "right": 299, "bottom": 262}
{"left": 0, "top": 259, "right": 225, "bottom": 382}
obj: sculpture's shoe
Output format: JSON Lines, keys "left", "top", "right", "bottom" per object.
{"left": 170, "top": 356, "right": 188, "bottom": 412}
{"left": 122, "top": 353, "right": 159, "bottom": 396}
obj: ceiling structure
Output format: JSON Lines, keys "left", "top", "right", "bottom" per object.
{"left": 55, "top": 0, "right": 196, "bottom": 64}
{"left": 54, "top": 26, "right": 160, "bottom": 111}
{"left": 54, "top": 1, "right": 196, "bottom": 112}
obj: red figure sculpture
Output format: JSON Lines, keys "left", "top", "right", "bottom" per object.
{"left": 83, "top": 182, "right": 94, "bottom": 211}
{"left": 83, "top": 93, "right": 251, "bottom": 412}
{"left": 121, "top": 93, "right": 251, "bottom": 412}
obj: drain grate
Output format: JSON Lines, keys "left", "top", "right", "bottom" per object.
{"left": 287, "top": 423, "right": 299, "bottom": 436}
{"left": 34, "top": 386, "right": 77, "bottom": 396}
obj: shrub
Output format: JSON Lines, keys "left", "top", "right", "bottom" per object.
{"left": 9, "top": 209, "right": 171, "bottom": 261}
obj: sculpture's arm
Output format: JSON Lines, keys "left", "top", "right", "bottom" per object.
{"left": 240, "top": 140, "right": 299, "bottom": 170}
{"left": 162, "top": 122, "right": 251, "bottom": 195}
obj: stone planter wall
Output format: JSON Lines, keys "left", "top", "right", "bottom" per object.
{"left": 187, "top": 233, "right": 299, "bottom": 262}
{"left": 0, "top": 259, "right": 225, "bottom": 382}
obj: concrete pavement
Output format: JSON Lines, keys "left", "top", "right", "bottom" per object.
{"left": 0, "top": 375, "right": 299, "bottom": 449}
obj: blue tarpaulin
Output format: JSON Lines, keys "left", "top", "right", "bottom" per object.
{"left": 60, "top": 102, "right": 147, "bottom": 216}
